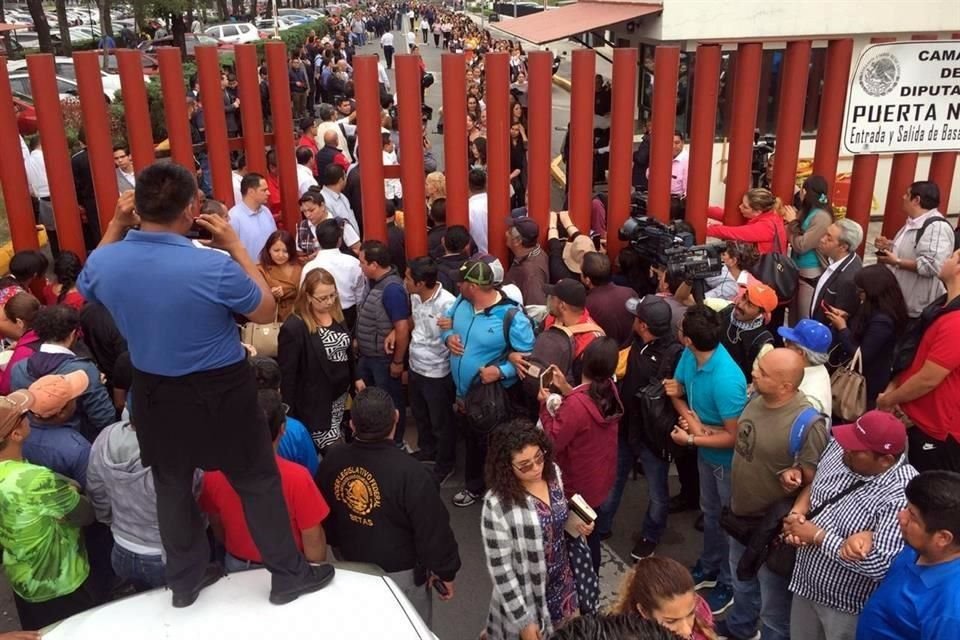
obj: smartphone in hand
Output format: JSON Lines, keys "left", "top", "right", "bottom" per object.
{"left": 539, "top": 367, "right": 554, "bottom": 391}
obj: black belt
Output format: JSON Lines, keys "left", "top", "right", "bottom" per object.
{"left": 39, "top": 196, "right": 51, "bottom": 202}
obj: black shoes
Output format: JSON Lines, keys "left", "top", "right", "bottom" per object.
{"left": 630, "top": 537, "right": 657, "bottom": 561}
{"left": 269, "top": 563, "right": 336, "bottom": 605}
{"left": 172, "top": 563, "right": 225, "bottom": 608}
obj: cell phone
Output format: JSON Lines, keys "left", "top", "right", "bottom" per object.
{"left": 539, "top": 368, "right": 554, "bottom": 390}
{"left": 432, "top": 578, "right": 449, "bottom": 597}
{"left": 186, "top": 218, "right": 212, "bottom": 241}
{"left": 875, "top": 249, "right": 888, "bottom": 256}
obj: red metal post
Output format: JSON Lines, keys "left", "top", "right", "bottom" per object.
{"left": 647, "top": 46, "right": 680, "bottom": 224}
{"left": 568, "top": 49, "right": 596, "bottom": 231}
{"left": 396, "top": 54, "right": 427, "bottom": 258}
{"left": 157, "top": 47, "right": 193, "bottom": 170}
{"left": 485, "top": 52, "right": 511, "bottom": 266}
{"left": 196, "top": 46, "right": 234, "bottom": 207}
{"left": 265, "top": 42, "right": 302, "bottom": 233}
{"left": 234, "top": 44, "right": 267, "bottom": 177}
{"left": 845, "top": 37, "right": 895, "bottom": 256}
{"left": 686, "top": 45, "right": 722, "bottom": 244}
{"left": 26, "top": 54, "right": 86, "bottom": 257}
{"left": 882, "top": 154, "right": 918, "bottom": 238}
{"left": 771, "top": 40, "right": 811, "bottom": 204}
{"left": 115, "top": 49, "right": 155, "bottom": 172}
{"left": 353, "top": 54, "right": 387, "bottom": 242}
{"left": 441, "top": 53, "right": 468, "bottom": 229}
{"left": 928, "top": 153, "right": 957, "bottom": 214}
{"left": 0, "top": 63, "right": 39, "bottom": 251}
{"left": 606, "top": 47, "right": 638, "bottom": 258}
{"left": 723, "top": 42, "right": 763, "bottom": 225}
{"left": 74, "top": 51, "right": 121, "bottom": 234}
{"left": 526, "top": 51, "right": 552, "bottom": 243}
{"left": 812, "top": 39, "right": 854, "bottom": 195}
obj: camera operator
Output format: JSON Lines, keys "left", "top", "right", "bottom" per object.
{"left": 547, "top": 211, "right": 596, "bottom": 283}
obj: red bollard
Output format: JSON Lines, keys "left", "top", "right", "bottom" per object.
{"left": 396, "top": 54, "right": 427, "bottom": 258}
{"left": 157, "top": 47, "right": 194, "bottom": 170}
{"left": 441, "top": 53, "right": 468, "bottom": 229}
{"left": 882, "top": 154, "right": 918, "bottom": 238}
{"left": 115, "top": 49, "right": 155, "bottom": 172}
{"left": 647, "top": 46, "right": 680, "bottom": 225}
{"left": 685, "top": 45, "right": 721, "bottom": 245}
{"left": 74, "top": 51, "right": 120, "bottom": 233}
{"left": 771, "top": 41, "right": 812, "bottom": 205}
{"left": 196, "top": 46, "right": 234, "bottom": 207}
{"left": 606, "top": 47, "right": 638, "bottom": 258}
{"left": 485, "top": 52, "right": 510, "bottom": 266}
{"left": 26, "top": 54, "right": 86, "bottom": 258}
{"left": 266, "top": 42, "right": 302, "bottom": 233}
{"left": 0, "top": 63, "right": 40, "bottom": 252}
{"left": 812, "top": 39, "right": 854, "bottom": 196}
{"left": 353, "top": 54, "right": 387, "bottom": 243}
{"left": 568, "top": 49, "right": 596, "bottom": 231}
{"left": 526, "top": 51, "right": 552, "bottom": 243}
{"left": 723, "top": 43, "right": 763, "bottom": 225}
{"left": 234, "top": 44, "right": 267, "bottom": 178}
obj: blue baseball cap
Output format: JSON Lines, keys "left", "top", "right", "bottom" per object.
{"left": 777, "top": 319, "right": 832, "bottom": 354}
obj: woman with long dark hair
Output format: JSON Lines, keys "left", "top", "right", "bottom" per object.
{"left": 278, "top": 268, "right": 363, "bottom": 452}
{"left": 45, "top": 251, "right": 85, "bottom": 310}
{"left": 611, "top": 556, "right": 717, "bottom": 640}
{"left": 823, "top": 264, "right": 909, "bottom": 408}
{"left": 481, "top": 420, "right": 595, "bottom": 640}
{"left": 0, "top": 292, "right": 41, "bottom": 395}
{"left": 509, "top": 121, "right": 527, "bottom": 209}
{"left": 783, "top": 175, "right": 834, "bottom": 320}
{"left": 539, "top": 337, "right": 623, "bottom": 572}
{"left": 258, "top": 230, "right": 302, "bottom": 322}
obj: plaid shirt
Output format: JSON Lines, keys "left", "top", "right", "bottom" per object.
{"left": 296, "top": 219, "right": 318, "bottom": 255}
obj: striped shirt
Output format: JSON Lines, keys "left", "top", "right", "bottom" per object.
{"left": 789, "top": 440, "right": 918, "bottom": 614}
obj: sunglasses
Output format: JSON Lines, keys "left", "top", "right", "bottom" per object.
{"left": 512, "top": 448, "right": 545, "bottom": 474}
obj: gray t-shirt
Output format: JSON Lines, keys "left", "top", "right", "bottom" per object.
{"left": 731, "top": 393, "right": 829, "bottom": 517}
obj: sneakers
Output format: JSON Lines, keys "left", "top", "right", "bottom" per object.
{"left": 715, "top": 619, "right": 760, "bottom": 640}
{"left": 433, "top": 467, "right": 454, "bottom": 487}
{"left": 630, "top": 537, "right": 657, "bottom": 561}
{"left": 171, "top": 563, "right": 225, "bottom": 608}
{"left": 690, "top": 561, "right": 718, "bottom": 590}
{"left": 452, "top": 489, "right": 481, "bottom": 507}
{"left": 705, "top": 582, "right": 734, "bottom": 615}
{"left": 269, "top": 563, "right": 336, "bottom": 605}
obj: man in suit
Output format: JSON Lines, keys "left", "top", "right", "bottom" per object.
{"left": 810, "top": 218, "right": 864, "bottom": 325}
{"left": 114, "top": 145, "right": 135, "bottom": 193}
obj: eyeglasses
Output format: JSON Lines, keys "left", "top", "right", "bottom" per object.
{"left": 512, "top": 448, "right": 545, "bottom": 473}
{"left": 310, "top": 292, "right": 338, "bottom": 304}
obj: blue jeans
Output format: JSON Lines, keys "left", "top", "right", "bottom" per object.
{"left": 595, "top": 435, "right": 634, "bottom": 537}
{"left": 697, "top": 456, "right": 732, "bottom": 587}
{"left": 111, "top": 544, "right": 165, "bottom": 591}
{"left": 726, "top": 538, "right": 792, "bottom": 640}
{"left": 357, "top": 356, "right": 406, "bottom": 444}
{"left": 637, "top": 445, "right": 670, "bottom": 543}
{"left": 225, "top": 552, "right": 262, "bottom": 574}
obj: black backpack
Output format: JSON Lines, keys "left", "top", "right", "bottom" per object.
{"left": 892, "top": 293, "right": 960, "bottom": 375}
{"left": 913, "top": 216, "right": 960, "bottom": 252}
{"left": 627, "top": 342, "right": 683, "bottom": 462}
{"left": 520, "top": 322, "right": 605, "bottom": 398}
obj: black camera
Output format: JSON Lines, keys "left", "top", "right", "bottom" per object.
{"left": 664, "top": 243, "right": 725, "bottom": 282}
{"left": 618, "top": 216, "right": 724, "bottom": 283}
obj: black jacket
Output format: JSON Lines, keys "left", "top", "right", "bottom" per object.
{"left": 810, "top": 253, "right": 862, "bottom": 326}
{"left": 621, "top": 334, "right": 682, "bottom": 457}
{"left": 277, "top": 314, "right": 354, "bottom": 438}
{"left": 316, "top": 440, "right": 461, "bottom": 582}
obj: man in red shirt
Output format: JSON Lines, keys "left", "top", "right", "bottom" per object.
{"left": 297, "top": 118, "right": 320, "bottom": 177}
{"left": 200, "top": 390, "right": 330, "bottom": 572}
{"left": 879, "top": 248, "right": 960, "bottom": 472}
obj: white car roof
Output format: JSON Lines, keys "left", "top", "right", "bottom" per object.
{"left": 43, "top": 565, "right": 436, "bottom": 640}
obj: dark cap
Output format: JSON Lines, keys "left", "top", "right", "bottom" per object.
{"left": 506, "top": 216, "right": 539, "bottom": 243}
{"left": 459, "top": 260, "right": 495, "bottom": 286}
{"left": 543, "top": 278, "right": 586, "bottom": 307}
{"left": 626, "top": 295, "right": 672, "bottom": 334}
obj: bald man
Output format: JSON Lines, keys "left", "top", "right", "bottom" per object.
{"left": 721, "top": 347, "right": 829, "bottom": 640}
{"left": 315, "top": 129, "right": 350, "bottom": 177}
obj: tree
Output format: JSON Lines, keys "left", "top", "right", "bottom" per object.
{"left": 55, "top": 0, "right": 73, "bottom": 55}
{"left": 25, "top": 0, "right": 53, "bottom": 53}
{"left": 95, "top": 0, "right": 114, "bottom": 42}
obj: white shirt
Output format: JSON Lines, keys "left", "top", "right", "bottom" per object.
{"left": 380, "top": 32, "right": 394, "bottom": 47}
{"left": 892, "top": 208, "right": 942, "bottom": 254}
{"left": 118, "top": 168, "right": 135, "bottom": 186}
{"left": 228, "top": 200, "right": 277, "bottom": 262}
{"left": 321, "top": 186, "right": 360, "bottom": 236}
{"left": 19, "top": 136, "right": 29, "bottom": 163}
{"left": 296, "top": 164, "right": 318, "bottom": 196}
{"left": 405, "top": 31, "right": 416, "bottom": 51}
{"left": 377, "top": 62, "right": 391, "bottom": 90}
{"left": 383, "top": 149, "right": 402, "bottom": 200}
{"left": 468, "top": 193, "right": 489, "bottom": 253}
{"left": 26, "top": 149, "right": 49, "bottom": 198}
{"left": 410, "top": 284, "right": 456, "bottom": 377}
{"left": 800, "top": 364, "right": 833, "bottom": 418}
{"left": 301, "top": 248, "right": 367, "bottom": 310}
{"left": 232, "top": 172, "right": 243, "bottom": 207}
{"left": 810, "top": 255, "right": 846, "bottom": 316}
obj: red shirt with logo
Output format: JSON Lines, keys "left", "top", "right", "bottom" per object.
{"left": 899, "top": 311, "right": 960, "bottom": 440}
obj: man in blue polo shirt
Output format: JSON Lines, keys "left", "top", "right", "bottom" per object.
{"left": 857, "top": 470, "right": 960, "bottom": 639}
{"left": 76, "top": 163, "right": 333, "bottom": 608}
{"left": 664, "top": 304, "right": 747, "bottom": 615}
{"left": 228, "top": 172, "right": 277, "bottom": 262}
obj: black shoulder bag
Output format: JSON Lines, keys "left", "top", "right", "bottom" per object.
{"left": 463, "top": 307, "right": 519, "bottom": 434}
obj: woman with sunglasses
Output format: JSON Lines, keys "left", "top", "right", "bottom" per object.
{"left": 480, "top": 420, "right": 593, "bottom": 640}
{"left": 278, "top": 268, "right": 364, "bottom": 453}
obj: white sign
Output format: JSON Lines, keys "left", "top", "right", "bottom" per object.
{"left": 841, "top": 41, "right": 960, "bottom": 155}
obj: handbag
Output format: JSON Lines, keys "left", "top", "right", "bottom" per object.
{"left": 830, "top": 348, "right": 867, "bottom": 422}
{"left": 564, "top": 532, "right": 599, "bottom": 615}
{"left": 765, "top": 478, "right": 868, "bottom": 579}
{"left": 241, "top": 309, "right": 281, "bottom": 358}
{"left": 463, "top": 372, "right": 511, "bottom": 435}
{"left": 754, "top": 226, "right": 799, "bottom": 305}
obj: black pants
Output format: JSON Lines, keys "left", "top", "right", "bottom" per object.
{"left": 433, "top": 33, "right": 440, "bottom": 46}
{"left": 14, "top": 577, "right": 98, "bottom": 630}
{"left": 463, "top": 383, "right": 526, "bottom": 494}
{"left": 383, "top": 44, "right": 394, "bottom": 69}
{"left": 674, "top": 446, "right": 700, "bottom": 505}
{"left": 907, "top": 426, "right": 960, "bottom": 472}
{"left": 409, "top": 371, "right": 457, "bottom": 473}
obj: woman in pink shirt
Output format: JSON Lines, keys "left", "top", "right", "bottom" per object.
{"left": 706, "top": 188, "right": 787, "bottom": 256}
{"left": 612, "top": 556, "right": 718, "bottom": 640}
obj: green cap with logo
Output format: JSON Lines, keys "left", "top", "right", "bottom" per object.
{"left": 458, "top": 260, "right": 495, "bottom": 286}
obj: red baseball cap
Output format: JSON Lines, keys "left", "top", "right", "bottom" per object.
{"left": 832, "top": 411, "right": 906, "bottom": 456}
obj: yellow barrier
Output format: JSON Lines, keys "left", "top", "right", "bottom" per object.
{"left": 0, "top": 226, "right": 49, "bottom": 276}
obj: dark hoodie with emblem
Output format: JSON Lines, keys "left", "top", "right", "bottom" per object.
{"left": 315, "top": 439, "right": 461, "bottom": 583}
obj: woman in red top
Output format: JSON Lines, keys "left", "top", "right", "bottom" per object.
{"left": 706, "top": 188, "right": 788, "bottom": 256}
{"left": 538, "top": 337, "right": 623, "bottom": 574}
{"left": 613, "top": 556, "right": 718, "bottom": 640}
{"left": 43, "top": 251, "right": 85, "bottom": 310}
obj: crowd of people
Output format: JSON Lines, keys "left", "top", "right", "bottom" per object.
{"left": 5, "top": 1, "right": 960, "bottom": 639}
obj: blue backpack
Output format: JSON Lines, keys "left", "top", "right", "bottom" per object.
{"left": 788, "top": 407, "right": 827, "bottom": 461}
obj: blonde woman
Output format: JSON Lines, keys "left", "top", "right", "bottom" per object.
{"left": 425, "top": 171, "right": 447, "bottom": 207}
{"left": 278, "top": 268, "right": 364, "bottom": 453}
{"left": 706, "top": 188, "right": 788, "bottom": 256}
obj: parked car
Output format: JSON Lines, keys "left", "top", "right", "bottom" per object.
{"left": 6, "top": 55, "right": 148, "bottom": 100}
{"left": 42, "top": 565, "right": 437, "bottom": 640}
{"left": 6, "top": 72, "right": 114, "bottom": 102}
{"left": 13, "top": 93, "right": 37, "bottom": 135}
{"left": 254, "top": 17, "right": 297, "bottom": 32}
{"left": 138, "top": 33, "right": 234, "bottom": 57}
{"left": 204, "top": 22, "right": 260, "bottom": 44}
